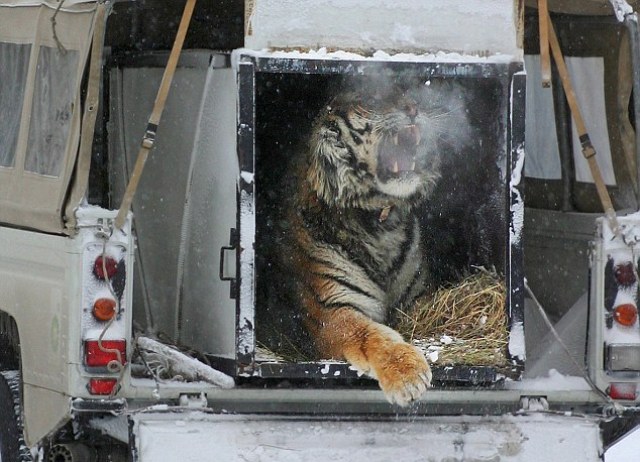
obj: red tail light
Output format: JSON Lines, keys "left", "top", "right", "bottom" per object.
{"left": 613, "top": 304, "right": 638, "bottom": 327}
{"left": 94, "top": 256, "right": 118, "bottom": 280}
{"left": 84, "top": 340, "right": 127, "bottom": 368}
{"left": 614, "top": 262, "right": 636, "bottom": 286}
{"left": 88, "top": 378, "right": 118, "bottom": 395}
{"left": 608, "top": 382, "right": 637, "bottom": 400}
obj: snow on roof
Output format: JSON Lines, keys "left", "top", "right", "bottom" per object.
{"left": 245, "top": 0, "right": 522, "bottom": 57}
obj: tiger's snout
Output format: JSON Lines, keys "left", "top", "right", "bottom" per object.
{"left": 378, "top": 123, "right": 421, "bottom": 179}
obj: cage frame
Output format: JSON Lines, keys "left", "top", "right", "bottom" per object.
{"left": 229, "top": 52, "right": 525, "bottom": 385}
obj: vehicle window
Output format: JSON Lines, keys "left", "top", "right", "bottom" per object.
{"left": 0, "top": 42, "right": 30, "bottom": 169}
{"left": 24, "top": 46, "right": 79, "bottom": 177}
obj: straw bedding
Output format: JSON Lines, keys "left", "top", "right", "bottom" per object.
{"left": 397, "top": 268, "right": 509, "bottom": 368}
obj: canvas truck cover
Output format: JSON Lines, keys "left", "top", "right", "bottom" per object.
{"left": 0, "top": 0, "right": 96, "bottom": 233}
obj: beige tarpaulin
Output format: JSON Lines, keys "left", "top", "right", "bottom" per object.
{"left": 0, "top": 1, "right": 96, "bottom": 233}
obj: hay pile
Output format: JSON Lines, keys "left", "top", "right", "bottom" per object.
{"left": 397, "top": 269, "right": 509, "bottom": 368}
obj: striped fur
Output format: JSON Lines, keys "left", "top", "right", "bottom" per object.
{"left": 288, "top": 88, "right": 440, "bottom": 406}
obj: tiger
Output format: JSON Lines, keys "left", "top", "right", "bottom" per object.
{"left": 285, "top": 84, "right": 443, "bottom": 406}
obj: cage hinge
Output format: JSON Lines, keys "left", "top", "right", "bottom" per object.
{"left": 220, "top": 228, "right": 238, "bottom": 299}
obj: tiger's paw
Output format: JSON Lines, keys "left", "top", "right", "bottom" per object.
{"left": 375, "top": 342, "right": 432, "bottom": 407}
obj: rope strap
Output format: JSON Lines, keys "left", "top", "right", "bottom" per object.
{"left": 114, "top": 0, "right": 197, "bottom": 230}
{"left": 540, "top": 6, "right": 621, "bottom": 237}
{"left": 537, "top": 0, "right": 551, "bottom": 87}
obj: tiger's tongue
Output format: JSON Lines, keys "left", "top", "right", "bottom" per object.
{"left": 382, "top": 148, "right": 415, "bottom": 173}
{"left": 381, "top": 125, "right": 420, "bottom": 173}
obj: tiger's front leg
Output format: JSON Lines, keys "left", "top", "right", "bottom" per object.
{"left": 304, "top": 295, "right": 432, "bottom": 406}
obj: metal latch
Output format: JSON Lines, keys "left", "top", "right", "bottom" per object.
{"left": 519, "top": 396, "right": 549, "bottom": 412}
{"left": 178, "top": 393, "right": 208, "bottom": 409}
{"left": 219, "top": 228, "right": 238, "bottom": 299}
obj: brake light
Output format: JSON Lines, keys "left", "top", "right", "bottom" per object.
{"left": 88, "top": 378, "right": 118, "bottom": 395}
{"left": 92, "top": 298, "right": 117, "bottom": 322}
{"left": 608, "top": 382, "right": 637, "bottom": 400}
{"left": 94, "top": 255, "right": 118, "bottom": 280}
{"left": 614, "top": 262, "right": 636, "bottom": 286}
{"left": 84, "top": 340, "right": 127, "bottom": 368}
{"left": 613, "top": 304, "right": 638, "bottom": 327}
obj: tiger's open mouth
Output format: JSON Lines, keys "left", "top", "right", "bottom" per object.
{"left": 377, "top": 124, "right": 421, "bottom": 181}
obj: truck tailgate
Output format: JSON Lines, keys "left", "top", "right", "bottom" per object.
{"left": 130, "top": 412, "right": 602, "bottom": 461}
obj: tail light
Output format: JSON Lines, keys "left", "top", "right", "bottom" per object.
{"left": 84, "top": 340, "right": 127, "bottom": 369}
{"left": 607, "top": 344, "right": 640, "bottom": 371}
{"left": 81, "top": 222, "right": 130, "bottom": 398}
{"left": 88, "top": 378, "right": 118, "bottom": 395}
{"left": 93, "top": 255, "right": 118, "bottom": 280}
{"left": 614, "top": 262, "right": 636, "bottom": 286}
{"left": 590, "top": 219, "right": 640, "bottom": 401}
{"left": 87, "top": 252, "right": 124, "bottom": 328}
{"left": 608, "top": 382, "right": 637, "bottom": 400}
{"left": 92, "top": 298, "right": 117, "bottom": 322}
{"left": 613, "top": 304, "right": 638, "bottom": 327}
